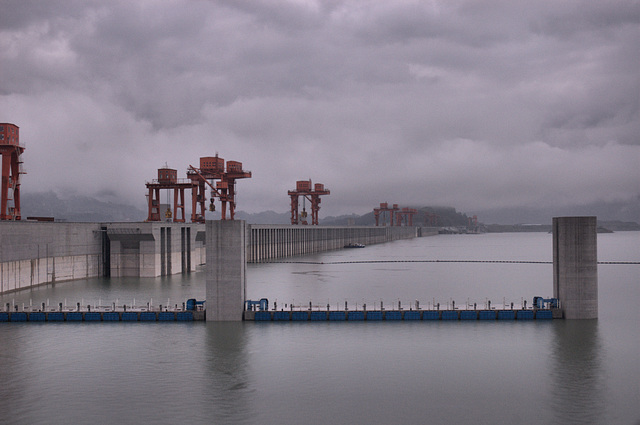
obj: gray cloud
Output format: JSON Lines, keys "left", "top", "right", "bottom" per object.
{"left": 1, "top": 0, "right": 638, "bottom": 219}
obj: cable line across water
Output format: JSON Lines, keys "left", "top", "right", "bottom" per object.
{"left": 262, "top": 259, "right": 639, "bottom": 265}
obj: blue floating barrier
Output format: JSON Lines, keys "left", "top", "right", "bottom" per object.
{"left": 158, "top": 312, "right": 175, "bottom": 321}
{"left": 0, "top": 312, "right": 9, "bottom": 322}
{"left": 103, "top": 312, "right": 120, "bottom": 321}
{"left": 403, "top": 311, "right": 421, "bottom": 320}
{"left": 516, "top": 310, "right": 534, "bottom": 320}
{"left": 535, "top": 310, "right": 553, "bottom": 320}
{"left": 47, "top": 312, "right": 64, "bottom": 321}
{"left": 347, "top": 311, "right": 365, "bottom": 321}
{"left": 328, "top": 311, "right": 346, "bottom": 321}
{"left": 366, "top": 311, "right": 383, "bottom": 321}
{"left": 497, "top": 310, "right": 516, "bottom": 320}
{"left": 310, "top": 311, "right": 327, "bottom": 321}
{"left": 422, "top": 311, "right": 439, "bottom": 320}
{"left": 385, "top": 311, "right": 402, "bottom": 320}
{"left": 441, "top": 310, "right": 459, "bottom": 320}
{"left": 176, "top": 311, "right": 194, "bottom": 321}
{"left": 273, "top": 311, "right": 290, "bottom": 321}
{"left": 140, "top": 312, "right": 157, "bottom": 322}
{"left": 254, "top": 311, "right": 272, "bottom": 321}
{"left": 122, "top": 312, "right": 139, "bottom": 321}
{"left": 66, "top": 312, "right": 83, "bottom": 322}
{"left": 291, "top": 311, "right": 309, "bottom": 321}
{"left": 84, "top": 312, "right": 102, "bottom": 322}
{"left": 478, "top": 311, "right": 496, "bottom": 320}
{"left": 10, "top": 312, "right": 27, "bottom": 322}
{"left": 460, "top": 311, "right": 478, "bottom": 320}
{"left": 29, "top": 312, "right": 46, "bottom": 322}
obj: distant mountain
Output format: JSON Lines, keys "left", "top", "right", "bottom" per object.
{"left": 322, "top": 206, "right": 472, "bottom": 227}
{"left": 17, "top": 192, "right": 640, "bottom": 228}
{"left": 234, "top": 210, "right": 290, "bottom": 224}
{"left": 473, "top": 198, "right": 640, "bottom": 225}
{"left": 485, "top": 220, "right": 639, "bottom": 233}
{"left": 20, "top": 192, "right": 146, "bottom": 222}
{"left": 236, "top": 206, "right": 473, "bottom": 226}
{"left": 597, "top": 220, "right": 640, "bottom": 231}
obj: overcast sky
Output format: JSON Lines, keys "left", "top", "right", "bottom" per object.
{"left": 1, "top": 0, "right": 638, "bottom": 218}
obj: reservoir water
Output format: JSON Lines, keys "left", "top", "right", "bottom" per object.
{"left": 0, "top": 232, "right": 638, "bottom": 424}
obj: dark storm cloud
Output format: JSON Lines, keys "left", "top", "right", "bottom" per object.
{"left": 1, "top": 0, "right": 638, "bottom": 217}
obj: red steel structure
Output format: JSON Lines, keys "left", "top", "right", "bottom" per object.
{"left": 373, "top": 203, "right": 399, "bottom": 226}
{"left": 468, "top": 215, "right": 478, "bottom": 229}
{"left": 188, "top": 156, "right": 225, "bottom": 223}
{"left": 187, "top": 155, "right": 251, "bottom": 222}
{"left": 288, "top": 180, "right": 330, "bottom": 225}
{"left": 0, "top": 123, "right": 25, "bottom": 220}
{"left": 145, "top": 155, "right": 251, "bottom": 223}
{"left": 146, "top": 166, "right": 192, "bottom": 222}
{"left": 424, "top": 211, "right": 438, "bottom": 226}
{"left": 220, "top": 160, "right": 252, "bottom": 221}
{"left": 395, "top": 207, "right": 417, "bottom": 226}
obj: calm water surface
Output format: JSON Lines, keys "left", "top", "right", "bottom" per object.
{"left": 0, "top": 232, "right": 638, "bottom": 425}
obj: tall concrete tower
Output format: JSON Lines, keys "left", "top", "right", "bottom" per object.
{"left": 206, "top": 220, "right": 246, "bottom": 321}
{"left": 553, "top": 216, "right": 598, "bottom": 319}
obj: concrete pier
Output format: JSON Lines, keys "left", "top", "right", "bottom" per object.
{"left": 553, "top": 216, "right": 598, "bottom": 319}
{"left": 206, "top": 220, "right": 246, "bottom": 321}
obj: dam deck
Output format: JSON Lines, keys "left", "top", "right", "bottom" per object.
{"left": 244, "top": 308, "right": 561, "bottom": 321}
{"left": 0, "top": 305, "right": 561, "bottom": 322}
{"left": 0, "top": 310, "right": 204, "bottom": 322}
{"left": 0, "top": 308, "right": 559, "bottom": 322}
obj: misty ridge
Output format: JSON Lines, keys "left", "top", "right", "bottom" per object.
{"left": 19, "top": 192, "right": 640, "bottom": 230}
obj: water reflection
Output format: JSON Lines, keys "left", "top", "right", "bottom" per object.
{"left": 0, "top": 327, "right": 28, "bottom": 418}
{"left": 550, "top": 320, "right": 605, "bottom": 425}
{"left": 203, "top": 322, "right": 253, "bottom": 423}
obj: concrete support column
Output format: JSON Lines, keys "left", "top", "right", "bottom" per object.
{"left": 553, "top": 216, "right": 598, "bottom": 319}
{"left": 206, "top": 220, "right": 246, "bottom": 321}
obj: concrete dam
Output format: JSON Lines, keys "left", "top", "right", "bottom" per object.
{"left": 1, "top": 217, "right": 598, "bottom": 322}
{"left": 0, "top": 221, "right": 425, "bottom": 295}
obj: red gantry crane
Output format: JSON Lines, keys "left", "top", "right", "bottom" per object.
{"left": 187, "top": 155, "right": 251, "bottom": 222}
{"left": 145, "top": 165, "right": 192, "bottom": 222}
{"left": 424, "top": 211, "right": 438, "bottom": 226}
{"left": 288, "top": 179, "right": 330, "bottom": 225}
{"left": 145, "top": 154, "right": 251, "bottom": 223}
{"left": 468, "top": 215, "right": 478, "bottom": 231}
{"left": 395, "top": 207, "right": 417, "bottom": 226}
{"left": 0, "top": 123, "right": 25, "bottom": 221}
{"left": 373, "top": 203, "right": 399, "bottom": 226}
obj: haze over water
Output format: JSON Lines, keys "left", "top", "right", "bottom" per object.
{"left": 0, "top": 232, "right": 638, "bottom": 425}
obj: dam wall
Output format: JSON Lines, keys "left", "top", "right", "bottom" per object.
{"left": 0, "top": 222, "right": 103, "bottom": 294}
{"left": 247, "top": 224, "right": 421, "bottom": 262}
{"left": 0, "top": 221, "right": 205, "bottom": 295}
{"left": 106, "top": 222, "right": 205, "bottom": 278}
{"left": 1, "top": 220, "right": 422, "bottom": 296}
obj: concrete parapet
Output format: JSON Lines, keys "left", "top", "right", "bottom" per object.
{"left": 553, "top": 216, "right": 598, "bottom": 319}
